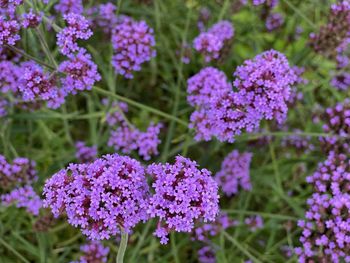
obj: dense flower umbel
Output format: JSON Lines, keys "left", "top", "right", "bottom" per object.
{"left": 55, "top": 0, "right": 83, "bottom": 15}
{"left": 193, "top": 20, "right": 234, "bottom": 62}
{"left": 265, "top": 13, "right": 284, "bottom": 31}
{"left": 193, "top": 213, "right": 236, "bottom": 242}
{"left": 0, "top": 17, "right": 20, "bottom": 46}
{"left": 1, "top": 186, "right": 42, "bottom": 215}
{"left": 215, "top": 150, "right": 253, "bottom": 196}
{"left": 233, "top": 49, "right": 296, "bottom": 124}
{"left": 0, "top": 155, "right": 37, "bottom": 191}
{"left": 75, "top": 141, "right": 97, "bottom": 163}
{"left": 71, "top": 241, "right": 109, "bottom": 263}
{"left": 22, "top": 9, "right": 42, "bottom": 28}
{"left": 310, "top": 1, "right": 350, "bottom": 57}
{"left": 43, "top": 154, "right": 150, "bottom": 240}
{"left": 111, "top": 16, "right": 156, "bottom": 78}
{"left": 57, "top": 13, "right": 93, "bottom": 55}
{"left": 295, "top": 152, "right": 350, "bottom": 262}
{"left": 147, "top": 156, "right": 219, "bottom": 244}
{"left": 59, "top": 49, "right": 101, "bottom": 94}
{"left": 0, "top": 0, "right": 22, "bottom": 17}
{"left": 331, "top": 73, "right": 350, "bottom": 91}
{"left": 19, "top": 62, "right": 59, "bottom": 102}
{"left": 96, "top": 3, "right": 118, "bottom": 34}
{"left": 320, "top": 99, "right": 350, "bottom": 153}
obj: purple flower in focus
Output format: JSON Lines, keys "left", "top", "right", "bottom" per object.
{"left": 57, "top": 13, "right": 93, "bottom": 55}
{"left": 55, "top": 0, "right": 83, "bottom": 15}
{"left": 331, "top": 73, "right": 350, "bottom": 91}
{"left": 43, "top": 154, "right": 150, "bottom": 240}
{"left": 266, "top": 13, "right": 284, "bottom": 31}
{"left": 296, "top": 152, "right": 350, "bottom": 262}
{"left": 215, "top": 150, "right": 253, "bottom": 196}
{"left": 111, "top": 16, "right": 156, "bottom": 79}
{"left": 75, "top": 141, "right": 97, "bottom": 163}
{"left": 0, "top": 17, "right": 20, "bottom": 46}
{"left": 71, "top": 241, "right": 109, "bottom": 263}
{"left": 1, "top": 186, "right": 42, "bottom": 215}
{"left": 147, "top": 156, "right": 219, "bottom": 244}
{"left": 22, "top": 9, "right": 42, "bottom": 28}
{"left": 59, "top": 49, "right": 101, "bottom": 94}
{"left": 233, "top": 50, "right": 297, "bottom": 124}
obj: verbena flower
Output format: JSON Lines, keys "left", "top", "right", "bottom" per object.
{"left": 193, "top": 20, "right": 234, "bottom": 62}
{"left": 281, "top": 129, "right": 315, "bottom": 155}
{"left": 331, "top": 73, "right": 350, "bottom": 91}
{"left": 57, "top": 13, "right": 93, "bottom": 55}
{"left": 0, "top": 17, "right": 20, "bottom": 46}
{"left": 0, "top": 154, "right": 37, "bottom": 191}
{"left": 59, "top": 49, "right": 101, "bottom": 94}
{"left": 215, "top": 150, "right": 253, "bottom": 196}
{"left": 266, "top": 13, "right": 284, "bottom": 31}
{"left": 75, "top": 141, "right": 97, "bottom": 163}
{"left": 0, "top": 0, "right": 23, "bottom": 17}
{"left": 54, "top": 0, "right": 83, "bottom": 15}
{"left": 111, "top": 16, "right": 156, "bottom": 78}
{"left": 198, "top": 246, "right": 216, "bottom": 263}
{"left": 96, "top": 3, "right": 118, "bottom": 34}
{"left": 1, "top": 186, "right": 42, "bottom": 215}
{"left": 193, "top": 213, "right": 236, "bottom": 242}
{"left": 71, "top": 241, "right": 109, "bottom": 263}
{"left": 295, "top": 152, "right": 350, "bottom": 262}
{"left": 310, "top": 1, "right": 350, "bottom": 57}
{"left": 43, "top": 154, "right": 150, "bottom": 240}
{"left": 320, "top": 99, "right": 350, "bottom": 153}
{"left": 22, "top": 9, "right": 42, "bottom": 28}
{"left": 19, "top": 62, "right": 59, "bottom": 102}
{"left": 245, "top": 215, "right": 264, "bottom": 232}
{"left": 147, "top": 156, "right": 219, "bottom": 244}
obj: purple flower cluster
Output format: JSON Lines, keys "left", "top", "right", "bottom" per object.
{"left": 71, "top": 241, "right": 109, "bottom": 263}
{"left": 106, "top": 101, "right": 162, "bottom": 160}
{"left": 288, "top": 66, "right": 307, "bottom": 106}
{"left": 96, "top": 3, "right": 118, "bottom": 34}
{"left": 1, "top": 186, "right": 42, "bottom": 215}
{"left": 310, "top": 1, "right": 350, "bottom": 57}
{"left": 59, "top": 49, "right": 101, "bottom": 94}
{"left": 0, "top": 0, "right": 22, "bottom": 17}
{"left": 188, "top": 50, "right": 296, "bottom": 142}
{"left": 320, "top": 99, "right": 350, "bottom": 153}
{"left": 245, "top": 215, "right": 264, "bottom": 232}
{"left": 19, "top": 62, "right": 59, "bottom": 102}
{"left": 43, "top": 154, "right": 150, "bottom": 240}
{"left": 331, "top": 73, "right": 350, "bottom": 91}
{"left": 0, "top": 16, "right": 20, "bottom": 46}
{"left": 75, "top": 141, "right": 97, "bottom": 163}
{"left": 147, "top": 156, "right": 219, "bottom": 244}
{"left": 57, "top": 13, "right": 93, "bottom": 56}
{"left": 111, "top": 16, "right": 156, "bottom": 79}
{"left": 215, "top": 150, "right": 253, "bottom": 196}
{"left": 295, "top": 152, "right": 350, "bottom": 262}
{"left": 55, "top": 0, "right": 83, "bottom": 15}
{"left": 198, "top": 246, "right": 216, "bottom": 263}
{"left": 266, "top": 13, "right": 284, "bottom": 31}
{"left": 0, "top": 154, "right": 37, "bottom": 191}
{"left": 21, "top": 9, "right": 42, "bottom": 28}
{"left": 193, "top": 20, "right": 234, "bottom": 62}
{"left": 193, "top": 213, "right": 236, "bottom": 242}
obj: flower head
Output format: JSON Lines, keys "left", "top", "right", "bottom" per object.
{"left": 72, "top": 241, "right": 110, "bottom": 263}
{"left": 55, "top": 0, "right": 83, "bottom": 15}
{"left": 75, "top": 141, "right": 97, "bottom": 163}
{"left": 147, "top": 155, "right": 219, "bottom": 244}
{"left": 111, "top": 16, "right": 156, "bottom": 78}
{"left": 0, "top": 17, "right": 20, "bottom": 46}
{"left": 43, "top": 154, "right": 150, "bottom": 240}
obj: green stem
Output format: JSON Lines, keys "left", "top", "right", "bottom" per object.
{"left": 116, "top": 230, "right": 129, "bottom": 263}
